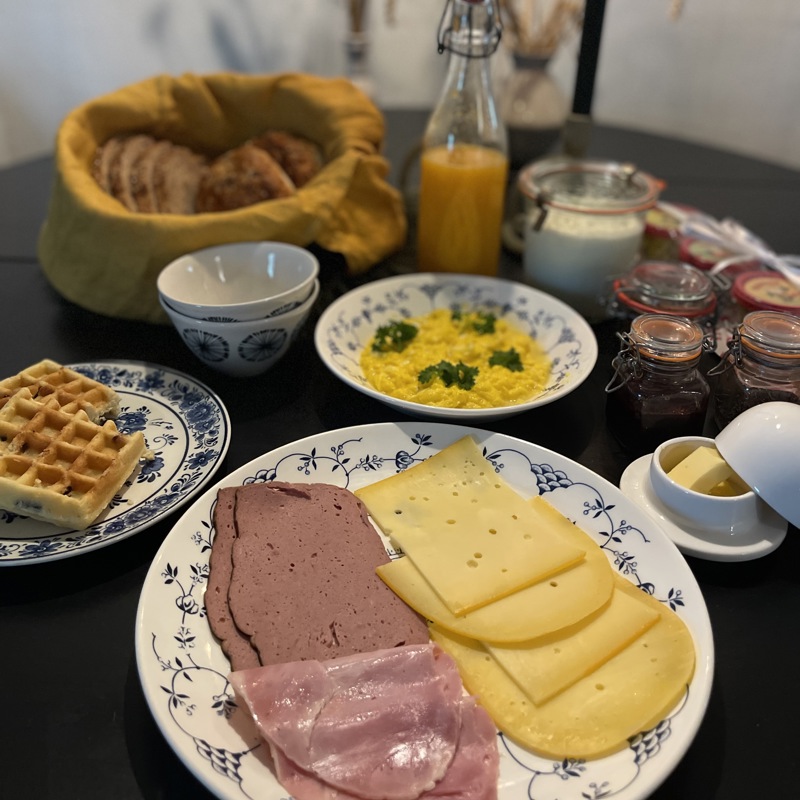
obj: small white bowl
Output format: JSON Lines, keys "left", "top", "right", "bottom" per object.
{"left": 161, "top": 279, "right": 319, "bottom": 377}
{"left": 716, "top": 401, "right": 800, "bottom": 528}
{"left": 650, "top": 436, "right": 771, "bottom": 536}
{"left": 157, "top": 241, "right": 319, "bottom": 322}
{"left": 313, "top": 272, "right": 598, "bottom": 421}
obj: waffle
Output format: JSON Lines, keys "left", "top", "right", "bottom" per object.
{"left": 0, "top": 388, "right": 146, "bottom": 529}
{"left": 0, "top": 359, "right": 120, "bottom": 422}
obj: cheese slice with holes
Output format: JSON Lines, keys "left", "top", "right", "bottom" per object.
{"left": 485, "top": 577, "right": 660, "bottom": 704}
{"left": 430, "top": 577, "right": 696, "bottom": 760}
{"left": 356, "top": 436, "right": 585, "bottom": 615}
{"left": 376, "top": 496, "right": 613, "bottom": 642}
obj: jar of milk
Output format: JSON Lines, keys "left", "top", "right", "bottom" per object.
{"left": 517, "top": 158, "right": 662, "bottom": 322}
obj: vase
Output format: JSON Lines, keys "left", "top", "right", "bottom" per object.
{"left": 345, "top": 31, "right": 376, "bottom": 99}
{"left": 496, "top": 53, "right": 568, "bottom": 168}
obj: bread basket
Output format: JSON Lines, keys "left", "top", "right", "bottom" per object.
{"left": 38, "top": 72, "right": 408, "bottom": 324}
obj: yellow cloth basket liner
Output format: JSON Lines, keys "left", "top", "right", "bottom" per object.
{"left": 38, "top": 72, "right": 408, "bottom": 324}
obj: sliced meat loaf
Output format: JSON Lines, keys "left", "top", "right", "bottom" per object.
{"left": 226, "top": 482, "right": 429, "bottom": 667}
{"left": 206, "top": 487, "right": 262, "bottom": 671}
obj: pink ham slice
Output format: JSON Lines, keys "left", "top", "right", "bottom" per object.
{"left": 229, "top": 643, "right": 475, "bottom": 800}
{"left": 270, "top": 696, "right": 499, "bottom": 800}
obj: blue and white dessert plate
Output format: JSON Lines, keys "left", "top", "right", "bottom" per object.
{"left": 136, "top": 422, "right": 712, "bottom": 800}
{"left": 0, "top": 360, "right": 230, "bottom": 565}
{"left": 314, "top": 273, "right": 598, "bottom": 421}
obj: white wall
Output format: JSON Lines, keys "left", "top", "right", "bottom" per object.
{"left": 1, "top": 1, "right": 798, "bottom": 170}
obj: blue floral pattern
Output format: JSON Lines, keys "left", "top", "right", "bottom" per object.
{"left": 137, "top": 422, "right": 712, "bottom": 800}
{"left": 315, "top": 273, "right": 598, "bottom": 420}
{"left": 0, "top": 361, "right": 231, "bottom": 565}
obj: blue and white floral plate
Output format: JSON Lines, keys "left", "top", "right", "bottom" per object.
{"left": 0, "top": 361, "right": 230, "bottom": 565}
{"left": 314, "top": 273, "right": 598, "bottom": 421}
{"left": 135, "top": 422, "right": 713, "bottom": 800}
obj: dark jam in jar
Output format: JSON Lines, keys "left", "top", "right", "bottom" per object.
{"left": 710, "top": 310, "right": 800, "bottom": 430}
{"left": 605, "top": 314, "right": 711, "bottom": 456}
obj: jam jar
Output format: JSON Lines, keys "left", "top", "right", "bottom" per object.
{"left": 710, "top": 310, "right": 800, "bottom": 430}
{"left": 605, "top": 314, "right": 711, "bottom": 456}
{"left": 609, "top": 260, "right": 718, "bottom": 344}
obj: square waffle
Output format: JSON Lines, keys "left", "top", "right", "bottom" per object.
{"left": 0, "top": 359, "right": 120, "bottom": 422}
{"left": 0, "top": 388, "right": 146, "bottom": 529}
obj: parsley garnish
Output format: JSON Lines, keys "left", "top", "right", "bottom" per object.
{"left": 450, "top": 308, "right": 496, "bottom": 334}
{"left": 418, "top": 361, "right": 479, "bottom": 390}
{"left": 372, "top": 320, "right": 418, "bottom": 353}
{"left": 489, "top": 348, "right": 524, "bottom": 372}
{"left": 471, "top": 311, "right": 496, "bottom": 334}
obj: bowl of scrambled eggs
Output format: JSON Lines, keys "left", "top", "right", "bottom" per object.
{"left": 314, "top": 273, "right": 598, "bottom": 420}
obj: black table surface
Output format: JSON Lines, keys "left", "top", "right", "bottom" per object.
{"left": 1, "top": 110, "right": 799, "bottom": 800}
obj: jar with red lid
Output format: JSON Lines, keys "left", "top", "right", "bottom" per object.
{"left": 641, "top": 203, "right": 694, "bottom": 262}
{"left": 710, "top": 310, "right": 800, "bottom": 430}
{"left": 605, "top": 314, "right": 711, "bottom": 456}
{"left": 679, "top": 236, "right": 734, "bottom": 271}
{"left": 609, "top": 260, "right": 718, "bottom": 343}
{"left": 731, "top": 270, "right": 800, "bottom": 315}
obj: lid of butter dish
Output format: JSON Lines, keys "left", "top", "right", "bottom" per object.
{"left": 715, "top": 401, "right": 800, "bottom": 528}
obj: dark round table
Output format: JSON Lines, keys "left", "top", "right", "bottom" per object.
{"left": 1, "top": 110, "right": 799, "bottom": 799}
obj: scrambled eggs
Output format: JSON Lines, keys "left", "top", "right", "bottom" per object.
{"left": 360, "top": 308, "right": 551, "bottom": 409}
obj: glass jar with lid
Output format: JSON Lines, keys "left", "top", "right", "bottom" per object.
{"left": 518, "top": 159, "right": 662, "bottom": 322}
{"left": 605, "top": 314, "right": 711, "bottom": 456}
{"left": 609, "top": 260, "right": 718, "bottom": 343}
{"left": 710, "top": 310, "right": 800, "bottom": 430}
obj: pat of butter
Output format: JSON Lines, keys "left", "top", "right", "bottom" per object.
{"left": 667, "top": 445, "right": 735, "bottom": 494}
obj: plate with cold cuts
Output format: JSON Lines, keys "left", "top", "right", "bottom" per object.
{"left": 135, "top": 422, "right": 713, "bottom": 800}
{"left": 0, "top": 361, "right": 230, "bottom": 565}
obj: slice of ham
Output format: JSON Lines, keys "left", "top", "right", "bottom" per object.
{"left": 270, "top": 697, "right": 499, "bottom": 800}
{"left": 229, "top": 643, "right": 482, "bottom": 800}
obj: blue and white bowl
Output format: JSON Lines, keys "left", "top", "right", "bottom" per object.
{"left": 162, "top": 279, "right": 319, "bottom": 377}
{"left": 157, "top": 241, "right": 319, "bottom": 322}
{"left": 314, "top": 272, "right": 598, "bottom": 420}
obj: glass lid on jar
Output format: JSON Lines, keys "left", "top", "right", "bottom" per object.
{"left": 629, "top": 314, "right": 705, "bottom": 362}
{"left": 616, "top": 261, "right": 716, "bottom": 313}
{"left": 740, "top": 310, "right": 800, "bottom": 358}
{"left": 517, "top": 158, "right": 662, "bottom": 214}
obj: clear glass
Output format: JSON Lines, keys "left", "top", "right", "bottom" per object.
{"left": 518, "top": 160, "right": 661, "bottom": 322}
{"left": 416, "top": 0, "right": 509, "bottom": 276}
{"left": 610, "top": 260, "right": 717, "bottom": 341}
{"left": 712, "top": 310, "right": 800, "bottom": 429}
{"left": 606, "top": 315, "right": 710, "bottom": 455}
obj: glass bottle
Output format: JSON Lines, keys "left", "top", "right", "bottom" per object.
{"left": 710, "top": 310, "right": 800, "bottom": 430}
{"left": 416, "top": 0, "right": 509, "bottom": 276}
{"left": 605, "top": 314, "right": 711, "bottom": 456}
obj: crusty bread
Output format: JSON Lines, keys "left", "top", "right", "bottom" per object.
{"left": 195, "top": 142, "right": 296, "bottom": 213}
{"left": 252, "top": 130, "right": 322, "bottom": 188}
{"left": 92, "top": 128, "right": 322, "bottom": 214}
{"left": 151, "top": 142, "right": 208, "bottom": 214}
{"left": 130, "top": 138, "right": 172, "bottom": 213}
{"left": 109, "top": 134, "right": 155, "bottom": 211}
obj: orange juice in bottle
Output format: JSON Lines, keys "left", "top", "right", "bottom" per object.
{"left": 417, "top": 144, "right": 508, "bottom": 275}
{"left": 417, "top": 0, "right": 507, "bottom": 275}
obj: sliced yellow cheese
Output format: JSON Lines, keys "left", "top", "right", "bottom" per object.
{"left": 356, "top": 436, "right": 585, "bottom": 615}
{"left": 376, "top": 496, "right": 614, "bottom": 642}
{"left": 666, "top": 445, "right": 736, "bottom": 494}
{"left": 485, "top": 578, "right": 659, "bottom": 704}
{"left": 430, "top": 577, "right": 696, "bottom": 760}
